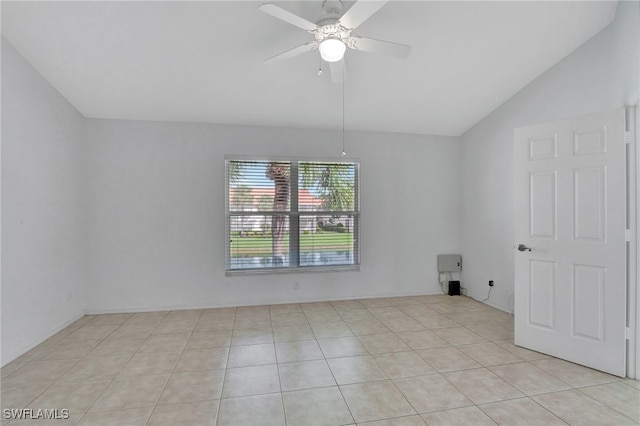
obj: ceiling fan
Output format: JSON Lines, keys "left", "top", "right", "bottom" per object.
{"left": 259, "top": 0, "right": 411, "bottom": 83}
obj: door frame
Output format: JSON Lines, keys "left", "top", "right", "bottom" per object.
{"left": 631, "top": 105, "right": 639, "bottom": 380}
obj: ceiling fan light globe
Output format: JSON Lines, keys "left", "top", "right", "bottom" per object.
{"left": 319, "top": 38, "right": 346, "bottom": 62}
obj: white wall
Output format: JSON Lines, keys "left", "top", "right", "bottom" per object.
{"left": 459, "top": 1, "right": 640, "bottom": 312}
{"left": 85, "top": 119, "right": 461, "bottom": 313}
{"left": 1, "top": 39, "right": 87, "bottom": 365}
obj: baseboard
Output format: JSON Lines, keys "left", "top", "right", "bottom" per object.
{"left": 85, "top": 290, "right": 445, "bottom": 315}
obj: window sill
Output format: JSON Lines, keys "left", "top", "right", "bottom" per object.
{"left": 225, "top": 264, "right": 360, "bottom": 277}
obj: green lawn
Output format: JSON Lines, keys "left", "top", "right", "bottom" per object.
{"left": 230, "top": 232, "right": 353, "bottom": 257}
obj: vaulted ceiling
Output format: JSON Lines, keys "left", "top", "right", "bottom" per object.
{"left": 1, "top": 1, "right": 617, "bottom": 136}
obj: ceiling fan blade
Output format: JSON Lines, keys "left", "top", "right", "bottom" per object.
{"left": 348, "top": 36, "right": 411, "bottom": 59}
{"left": 329, "top": 60, "right": 347, "bottom": 84}
{"left": 264, "top": 41, "right": 318, "bottom": 64}
{"left": 259, "top": 4, "right": 318, "bottom": 32}
{"left": 338, "top": 0, "right": 388, "bottom": 30}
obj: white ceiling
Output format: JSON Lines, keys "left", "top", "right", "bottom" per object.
{"left": 1, "top": 1, "right": 617, "bottom": 136}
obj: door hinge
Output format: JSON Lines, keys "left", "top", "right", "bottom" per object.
{"left": 625, "top": 229, "right": 633, "bottom": 242}
{"left": 625, "top": 131, "right": 632, "bottom": 144}
{"left": 625, "top": 327, "right": 632, "bottom": 340}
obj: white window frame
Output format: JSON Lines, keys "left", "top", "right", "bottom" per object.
{"left": 225, "top": 156, "right": 360, "bottom": 275}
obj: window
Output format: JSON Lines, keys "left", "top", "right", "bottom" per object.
{"left": 226, "top": 158, "right": 360, "bottom": 273}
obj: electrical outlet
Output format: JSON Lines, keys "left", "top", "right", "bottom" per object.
{"left": 488, "top": 280, "right": 494, "bottom": 287}
{"left": 293, "top": 281, "right": 299, "bottom": 290}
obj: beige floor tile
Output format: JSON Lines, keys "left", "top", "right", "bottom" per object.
{"left": 227, "top": 343, "right": 276, "bottom": 368}
{"left": 420, "top": 406, "right": 496, "bottom": 426}
{"left": 90, "top": 374, "right": 169, "bottom": 412}
{"left": 358, "top": 298, "right": 395, "bottom": 308}
{"left": 236, "top": 305, "right": 270, "bottom": 315}
{"left": 340, "top": 380, "right": 416, "bottom": 423}
{"left": 185, "top": 331, "right": 232, "bottom": 349}
{"left": 327, "top": 356, "right": 388, "bottom": 385}
{"left": 270, "top": 312, "right": 308, "bottom": 327}
{"left": 533, "top": 389, "right": 637, "bottom": 425}
{"left": 231, "top": 326, "right": 273, "bottom": 345}
{"left": 158, "top": 369, "right": 225, "bottom": 404}
{"left": 360, "top": 415, "right": 426, "bottom": 425}
{"left": 330, "top": 300, "right": 364, "bottom": 310}
{"left": 310, "top": 321, "right": 354, "bottom": 339}
{"left": 381, "top": 317, "right": 425, "bottom": 333}
{"left": 6, "top": 360, "right": 77, "bottom": 383}
{"left": 443, "top": 368, "right": 524, "bottom": 404}
{"left": 368, "top": 307, "right": 407, "bottom": 319}
{"left": 413, "top": 315, "right": 460, "bottom": 330}
{"left": 358, "top": 334, "right": 412, "bottom": 354}
{"left": 152, "top": 319, "right": 197, "bottom": 334}
{"left": 398, "top": 305, "right": 438, "bottom": 317}
{"left": 282, "top": 387, "right": 354, "bottom": 426}
{"left": 479, "top": 397, "right": 565, "bottom": 425}
{"left": 87, "top": 314, "right": 132, "bottom": 326}
{"left": 457, "top": 342, "right": 524, "bottom": 367}
{"left": 346, "top": 319, "right": 391, "bottom": 336}
{"left": 373, "top": 351, "right": 436, "bottom": 379}
{"left": 66, "top": 325, "right": 118, "bottom": 341}
{"left": 530, "top": 358, "right": 619, "bottom": 388}
{"left": 234, "top": 315, "right": 271, "bottom": 329}
{"left": 275, "top": 340, "right": 324, "bottom": 363}
{"left": 394, "top": 374, "right": 473, "bottom": 414}
{"left": 580, "top": 381, "right": 640, "bottom": 422}
{"left": 222, "top": 364, "right": 280, "bottom": 398}
{"left": 466, "top": 323, "right": 513, "bottom": 341}
{"left": 138, "top": 333, "right": 190, "bottom": 353}
{"left": 623, "top": 378, "right": 640, "bottom": 390}
{"left": 301, "top": 302, "right": 335, "bottom": 312}
{"left": 397, "top": 331, "right": 450, "bottom": 351}
{"left": 34, "top": 339, "right": 101, "bottom": 361}
{"left": 318, "top": 337, "right": 368, "bottom": 358}
{"left": 338, "top": 308, "right": 377, "bottom": 322}
{"left": 194, "top": 318, "right": 235, "bottom": 332}
{"left": 494, "top": 340, "right": 550, "bottom": 361}
{"left": 148, "top": 400, "right": 218, "bottom": 426}
{"left": 78, "top": 407, "right": 153, "bottom": 426}
{"left": 488, "top": 362, "right": 571, "bottom": 396}
{"left": 433, "top": 328, "right": 486, "bottom": 345}
{"left": 272, "top": 324, "right": 315, "bottom": 342}
{"left": 416, "top": 347, "right": 481, "bottom": 372}
{"left": 1, "top": 380, "right": 54, "bottom": 410}
{"left": 28, "top": 379, "right": 110, "bottom": 414}
{"left": 108, "top": 324, "right": 155, "bottom": 339}
{"left": 217, "top": 393, "right": 285, "bottom": 426}
{"left": 124, "top": 311, "right": 168, "bottom": 325}
{"left": 87, "top": 337, "right": 146, "bottom": 358}
{"left": 304, "top": 311, "right": 344, "bottom": 324}
{"left": 77, "top": 407, "right": 153, "bottom": 426}
{"left": 118, "top": 352, "right": 180, "bottom": 377}
{"left": 61, "top": 354, "right": 130, "bottom": 381}
{"left": 174, "top": 347, "right": 229, "bottom": 373}
{"left": 278, "top": 359, "right": 336, "bottom": 391}
{"left": 269, "top": 303, "right": 303, "bottom": 314}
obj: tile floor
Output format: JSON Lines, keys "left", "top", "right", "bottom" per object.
{"left": 1, "top": 295, "right": 639, "bottom": 425}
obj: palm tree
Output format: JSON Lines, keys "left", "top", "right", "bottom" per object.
{"left": 266, "top": 163, "right": 289, "bottom": 265}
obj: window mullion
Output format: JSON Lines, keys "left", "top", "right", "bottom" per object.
{"left": 289, "top": 161, "right": 300, "bottom": 267}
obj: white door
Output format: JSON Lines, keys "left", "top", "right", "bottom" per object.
{"left": 514, "top": 109, "right": 627, "bottom": 377}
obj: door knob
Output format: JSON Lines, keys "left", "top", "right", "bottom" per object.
{"left": 517, "top": 244, "right": 532, "bottom": 252}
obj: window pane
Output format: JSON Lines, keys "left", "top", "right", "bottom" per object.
{"left": 298, "top": 162, "right": 356, "bottom": 212}
{"left": 228, "top": 160, "right": 290, "bottom": 212}
{"left": 229, "top": 214, "right": 290, "bottom": 269}
{"left": 299, "top": 214, "right": 356, "bottom": 267}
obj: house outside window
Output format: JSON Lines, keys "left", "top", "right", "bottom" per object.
{"left": 226, "top": 158, "right": 360, "bottom": 273}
